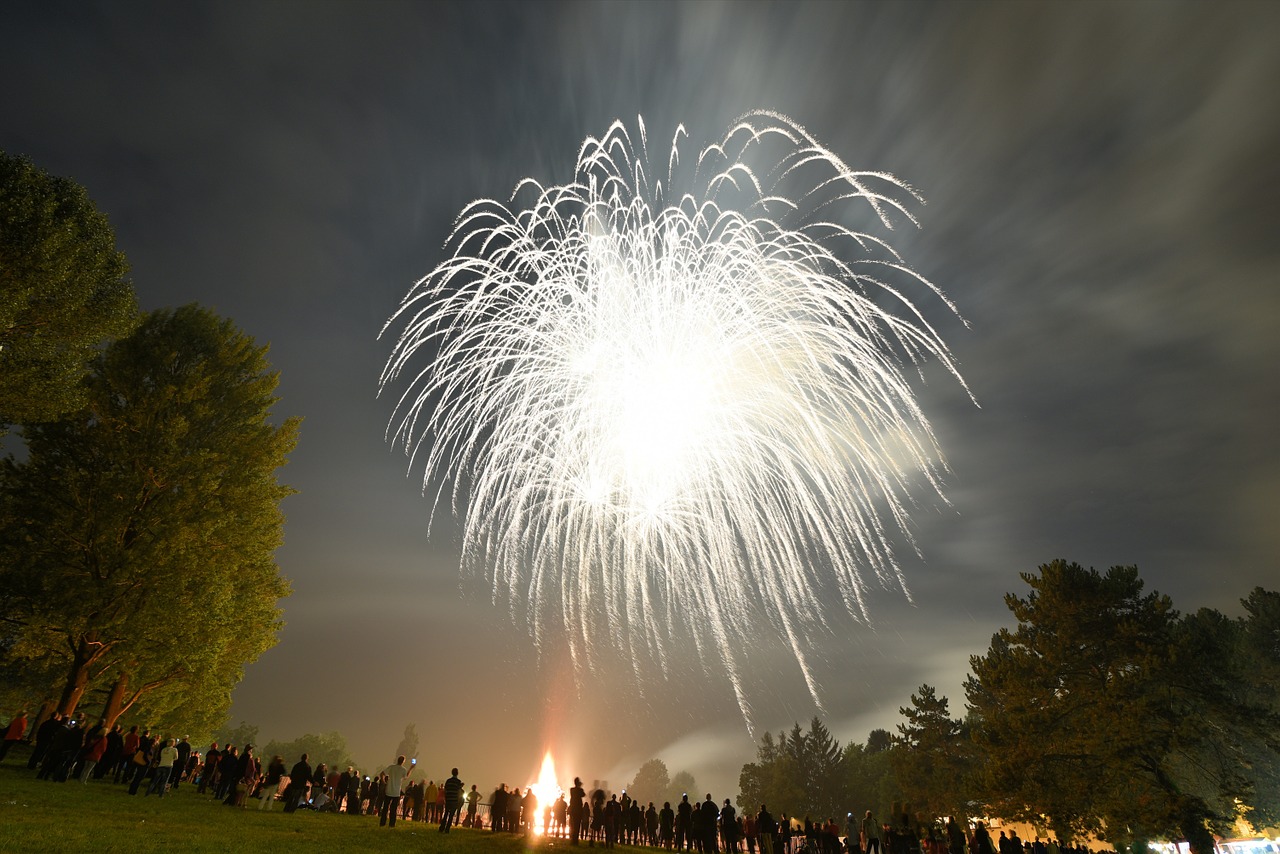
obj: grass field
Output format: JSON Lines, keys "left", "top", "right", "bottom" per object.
{"left": 0, "top": 760, "right": 549, "bottom": 854}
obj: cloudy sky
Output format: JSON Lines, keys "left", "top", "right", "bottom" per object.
{"left": 3, "top": 1, "right": 1278, "bottom": 797}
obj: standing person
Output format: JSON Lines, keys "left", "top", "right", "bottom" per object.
{"left": 758, "top": 806, "right": 777, "bottom": 854}
{"left": 344, "top": 770, "right": 361, "bottom": 815}
{"left": 466, "top": 783, "right": 481, "bottom": 827}
{"left": 862, "top": 812, "right": 882, "bottom": 854}
{"left": 0, "top": 710, "right": 28, "bottom": 762}
{"left": 96, "top": 724, "right": 123, "bottom": 780}
{"left": 126, "top": 736, "right": 154, "bottom": 795}
{"left": 197, "top": 743, "right": 220, "bottom": 794}
{"left": 522, "top": 787, "right": 539, "bottom": 836}
{"left": 79, "top": 729, "right": 108, "bottom": 783}
{"left": 721, "top": 800, "right": 738, "bottom": 854}
{"left": 379, "top": 755, "right": 413, "bottom": 827}
{"left": 117, "top": 726, "right": 141, "bottom": 784}
{"left": 677, "top": 795, "right": 694, "bottom": 852}
{"left": 425, "top": 779, "right": 440, "bottom": 823}
{"left": 215, "top": 746, "right": 240, "bottom": 801}
{"left": 492, "top": 784, "right": 508, "bottom": 832}
{"left": 171, "top": 737, "right": 192, "bottom": 789}
{"left": 703, "top": 795, "right": 723, "bottom": 852}
{"left": 145, "top": 738, "right": 178, "bottom": 796}
{"left": 441, "top": 767, "right": 464, "bottom": 832}
{"left": 569, "top": 777, "right": 587, "bottom": 844}
{"left": 260, "top": 755, "right": 287, "bottom": 810}
{"left": 27, "top": 712, "right": 62, "bottom": 770}
{"left": 660, "top": 801, "right": 676, "bottom": 850}
{"left": 283, "top": 753, "right": 312, "bottom": 813}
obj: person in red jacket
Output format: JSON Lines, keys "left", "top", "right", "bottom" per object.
{"left": 80, "top": 731, "right": 108, "bottom": 782}
{"left": 0, "top": 710, "right": 27, "bottom": 762}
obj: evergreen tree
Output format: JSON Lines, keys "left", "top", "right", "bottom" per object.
{"left": 891, "top": 685, "right": 973, "bottom": 821}
{"left": 966, "top": 561, "right": 1280, "bottom": 851}
{"left": 842, "top": 739, "right": 902, "bottom": 825}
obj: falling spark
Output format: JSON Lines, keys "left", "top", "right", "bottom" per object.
{"left": 381, "top": 111, "right": 971, "bottom": 726}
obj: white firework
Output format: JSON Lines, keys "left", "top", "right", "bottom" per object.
{"left": 381, "top": 111, "right": 969, "bottom": 724}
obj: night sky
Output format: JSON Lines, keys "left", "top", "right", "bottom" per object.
{"left": 3, "top": 1, "right": 1278, "bottom": 797}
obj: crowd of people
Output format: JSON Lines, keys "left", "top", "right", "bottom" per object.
{"left": 1, "top": 708, "right": 1095, "bottom": 854}
{"left": 0, "top": 708, "right": 473, "bottom": 827}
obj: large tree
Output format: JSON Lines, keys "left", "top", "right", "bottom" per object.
{"left": 892, "top": 684, "right": 974, "bottom": 821}
{"left": 0, "top": 305, "right": 298, "bottom": 729}
{"left": 965, "top": 561, "right": 1280, "bottom": 852}
{"left": 841, "top": 737, "right": 903, "bottom": 825}
{"left": 0, "top": 151, "right": 137, "bottom": 427}
{"left": 628, "top": 758, "right": 672, "bottom": 806}
{"left": 738, "top": 719, "right": 847, "bottom": 819}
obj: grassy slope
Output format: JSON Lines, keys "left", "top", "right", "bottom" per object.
{"left": 0, "top": 762, "right": 544, "bottom": 854}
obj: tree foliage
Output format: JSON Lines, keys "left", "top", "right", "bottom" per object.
{"left": 213, "top": 720, "right": 261, "bottom": 750}
{"left": 738, "top": 718, "right": 849, "bottom": 820}
{"left": 965, "top": 561, "right": 1280, "bottom": 851}
{"left": 0, "top": 305, "right": 299, "bottom": 732}
{"left": 668, "top": 770, "right": 698, "bottom": 805}
{"left": 0, "top": 151, "right": 138, "bottom": 426}
{"left": 892, "top": 684, "right": 974, "bottom": 821}
{"left": 841, "top": 739, "right": 902, "bottom": 825}
{"left": 261, "top": 731, "right": 356, "bottom": 772}
{"left": 627, "top": 758, "right": 672, "bottom": 805}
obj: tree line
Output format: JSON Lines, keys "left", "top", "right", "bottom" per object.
{"left": 0, "top": 151, "right": 298, "bottom": 736}
{"left": 738, "top": 562, "right": 1280, "bottom": 854}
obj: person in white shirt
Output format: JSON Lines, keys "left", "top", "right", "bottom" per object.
{"left": 145, "top": 738, "right": 179, "bottom": 797}
{"left": 379, "top": 755, "right": 414, "bottom": 827}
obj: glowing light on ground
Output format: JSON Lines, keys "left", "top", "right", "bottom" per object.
{"left": 529, "top": 751, "right": 562, "bottom": 836}
{"left": 382, "top": 111, "right": 971, "bottom": 725}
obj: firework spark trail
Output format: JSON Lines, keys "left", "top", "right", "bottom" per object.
{"left": 381, "top": 112, "right": 971, "bottom": 727}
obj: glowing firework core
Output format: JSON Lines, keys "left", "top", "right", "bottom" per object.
{"left": 382, "top": 112, "right": 970, "bottom": 724}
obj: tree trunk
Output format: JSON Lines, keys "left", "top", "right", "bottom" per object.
{"left": 56, "top": 631, "right": 111, "bottom": 717}
{"left": 30, "top": 698, "right": 57, "bottom": 735}
{"left": 1178, "top": 801, "right": 1215, "bottom": 854}
{"left": 100, "top": 671, "right": 129, "bottom": 730}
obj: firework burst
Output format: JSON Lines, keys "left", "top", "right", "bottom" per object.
{"left": 381, "top": 112, "right": 969, "bottom": 725}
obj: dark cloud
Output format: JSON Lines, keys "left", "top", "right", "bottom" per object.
{"left": 3, "top": 0, "right": 1277, "bottom": 796}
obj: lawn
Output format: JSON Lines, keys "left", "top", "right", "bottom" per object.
{"left": 0, "top": 762, "right": 547, "bottom": 854}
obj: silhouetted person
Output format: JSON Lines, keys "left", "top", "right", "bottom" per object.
{"left": 492, "top": 783, "right": 508, "bottom": 832}
{"left": 283, "top": 753, "right": 311, "bottom": 812}
{"left": 677, "top": 795, "right": 694, "bottom": 851}
{"left": 570, "top": 777, "right": 586, "bottom": 844}
{"left": 440, "top": 767, "right": 463, "bottom": 832}
{"left": 27, "top": 712, "right": 62, "bottom": 770}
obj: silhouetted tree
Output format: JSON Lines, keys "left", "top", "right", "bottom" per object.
{"left": 966, "top": 561, "right": 1280, "bottom": 851}
{"left": 892, "top": 684, "right": 973, "bottom": 820}
{"left": 628, "top": 758, "right": 671, "bottom": 805}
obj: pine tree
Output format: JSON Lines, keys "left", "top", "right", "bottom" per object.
{"left": 966, "top": 561, "right": 1280, "bottom": 851}
{"left": 891, "top": 685, "right": 973, "bottom": 821}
